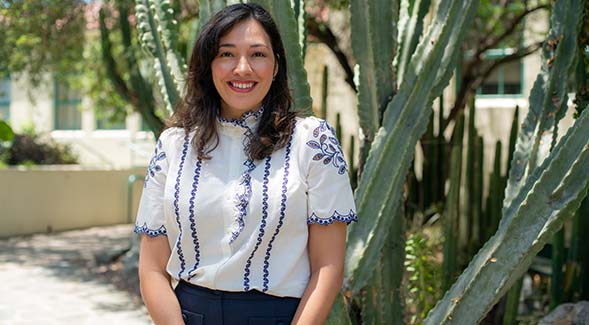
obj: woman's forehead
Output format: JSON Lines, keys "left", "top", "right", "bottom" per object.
{"left": 219, "top": 19, "right": 272, "bottom": 47}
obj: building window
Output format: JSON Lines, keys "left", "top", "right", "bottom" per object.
{"left": 0, "top": 76, "right": 10, "bottom": 121}
{"left": 96, "top": 111, "right": 126, "bottom": 130}
{"left": 54, "top": 79, "right": 82, "bottom": 130}
{"left": 478, "top": 48, "right": 524, "bottom": 96}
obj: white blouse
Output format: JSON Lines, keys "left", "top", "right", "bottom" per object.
{"left": 134, "top": 108, "right": 357, "bottom": 298}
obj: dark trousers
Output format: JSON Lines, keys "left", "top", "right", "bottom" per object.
{"left": 174, "top": 281, "right": 301, "bottom": 325}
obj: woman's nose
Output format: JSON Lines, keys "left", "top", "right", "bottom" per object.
{"left": 234, "top": 56, "right": 253, "bottom": 75}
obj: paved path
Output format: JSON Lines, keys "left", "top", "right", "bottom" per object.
{"left": 0, "top": 225, "right": 151, "bottom": 324}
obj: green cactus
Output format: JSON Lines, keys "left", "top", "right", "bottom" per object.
{"left": 442, "top": 114, "right": 464, "bottom": 292}
{"left": 395, "top": 0, "right": 432, "bottom": 85}
{"left": 423, "top": 1, "right": 585, "bottom": 321}
{"left": 346, "top": 0, "right": 478, "bottom": 295}
{"left": 351, "top": 0, "right": 398, "bottom": 142}
{"left": 135, "top": 0, "right": 185, "bottom": 114}
{"left": 321, "top": 65, "right": 329, "bottom": 120}
{"left": 199, "top": 0, "right": 227, "bottom": 28}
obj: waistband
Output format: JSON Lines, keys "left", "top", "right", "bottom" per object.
{"left": 176, "top": 281, "right": 300, "bottom": 302}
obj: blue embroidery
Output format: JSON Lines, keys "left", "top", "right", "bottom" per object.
{"left": 307, "top": 209, "right": 358, "bottom": 225}
{"left": 187, "top": 159, "right": 203, "bottom": 280}
{"left": 243, "top": 156, "right": 272, "bottom": 290}
{"left": 262, "top": 123, "right": 295, "bottom": 292}
{"left": 134, "top": 223, "right": 167, "bottom": 237}
{"left": 307, "top": 120, "right": 347, "bottom": 175}
{"left": 225, "top": 111, "right": 259, "bottom": 245}
{"left": 144, "top": 139, "right": 167, "bottom": 188}
{"left": 174, "top": 135, "right": 189, "bottom": 278}
{"left": 230, "top": 159, "right": 257, "bottom": 244}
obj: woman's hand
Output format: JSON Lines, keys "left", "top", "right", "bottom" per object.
{"left": 138, "top": 235, "right": 185, "bottom": 325}
{"left": 292, "top": 222, "right": 347, "bottom": 324}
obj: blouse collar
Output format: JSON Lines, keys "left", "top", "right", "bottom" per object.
{"left": 218, "top": 106, "right": 264, "bottom": 131}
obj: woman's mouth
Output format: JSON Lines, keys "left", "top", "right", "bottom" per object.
{"left": 228, "top": 81, "right": 257, "bottom": 93}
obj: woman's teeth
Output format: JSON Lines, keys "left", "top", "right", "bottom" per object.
{"left": 231, "top": 82, "right": 255, "bottom": 89}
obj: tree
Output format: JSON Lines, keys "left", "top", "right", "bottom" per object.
{"left": 0, "top": 0, "right": 86, "bottom": 86}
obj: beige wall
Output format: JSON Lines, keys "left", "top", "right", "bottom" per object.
{"left": 0, "top": 166, "right": 146, "bottom": 238}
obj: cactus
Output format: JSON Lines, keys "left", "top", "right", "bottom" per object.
{"left": 199, "top": 0, "right": 227, "bottom": 28}
{"left": 442, "top": 114, "right": 464, "bottom": 291}
{"left": 351, "top": 0, "right": 398, "bottom": 143}
{"left": 321, "top": 65, "right": 328, "bottom": 120}
{"left": 135, "top": 0, "right": 186, "bottom": 114}
{"left": 395, "top": 0, "right": 433, "bottom": 85}
{"left": 424, "top": 0, "right": 585, "bottom": 321}
{"left": 346, "top": 0, "right": 477, "bottom": 296}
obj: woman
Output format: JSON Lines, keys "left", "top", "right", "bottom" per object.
{"left": 134, "top": 3, "right": 357, "bottom": 324}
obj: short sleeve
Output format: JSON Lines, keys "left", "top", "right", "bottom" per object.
{"left": 134, "top": 130, "right": 171, "bottom": 237}
{"left": 303, "top": 118, "right": 358, "bottom": 225}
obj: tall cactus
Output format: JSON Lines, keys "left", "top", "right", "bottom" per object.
{"left": 346, "top": 0, "right": 478, "bottom": 295}
{"left": 424, "top": 0, "right": 586, "bottom": 322}
{"left": 135, "top": 0, "right": 186, "bottom": 114}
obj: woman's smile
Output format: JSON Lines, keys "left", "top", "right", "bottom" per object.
{"left": 227, "top": 80, "right": 257, "bottom": 93}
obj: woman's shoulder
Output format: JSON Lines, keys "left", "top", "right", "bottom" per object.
{"left": 293, "top": 115, "right": 335, "bottom": 140}
{"left": 159, "top": 127, "right": 191, "bottom": 148}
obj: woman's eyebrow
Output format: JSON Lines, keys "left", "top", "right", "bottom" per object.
{"left": 218, "top": 43, "right": 269, "bottom": 49}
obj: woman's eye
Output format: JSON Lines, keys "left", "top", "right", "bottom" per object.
{"left": 252, "top": 52, "right": 266, "bottom": 57}
{"left": 219, "top": 52, "right": 233, "bottom": 57}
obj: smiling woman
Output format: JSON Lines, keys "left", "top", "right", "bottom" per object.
{"left": 134, "top": 3, "right": 357, "bottom": 325}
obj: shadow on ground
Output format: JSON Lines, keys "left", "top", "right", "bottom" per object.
{"left": 0, "top": 224, "right": 142, "bottom": 311}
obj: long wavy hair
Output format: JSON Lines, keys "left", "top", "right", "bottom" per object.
{"left": 167, "top": 3, "right": 297, "bottom": 160}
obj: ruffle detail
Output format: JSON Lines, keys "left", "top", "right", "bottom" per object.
{"left": 307, "top": 209, "right": 358, "bottom": 225}
{"left": 229, "top": 159, "right": 257, "bottom": 244}
{"left": 218, "top": 106, "right": 264, "bottom": 129}
{"left": 134, "top": 223, "right": 167, "bottom": 237}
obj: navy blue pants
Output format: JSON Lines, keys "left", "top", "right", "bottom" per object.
{"left": 174, "top": 281, "right": 301, "bottom": 325}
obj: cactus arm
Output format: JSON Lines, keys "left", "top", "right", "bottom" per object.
{"left": 527, "top": 0, "right": 579, "bottom": 171}
{"left": 199, "top": 0, "right": 227, "bottom": 28}
{"left": 503, "top": 0, "right": 580, "bottom": 220}
{"left": 325, "top": 294, "right": 352, "bottom": 325}
{"left": 442, "top": 114, "right": 464, "bottom": 291}
{"left": 345, "top": 0, "right": 477, "bottom": 294}
{"left": 291, "top": 0, "right": 306, "bottom": 59}
{"left": 360, "top": 206, "right": 405, "bottom": 325}
{"left": 154, "top": 0, "right": 187, "bottom": 94}
{"left": 506, "top": 106, "right": 519, "bottom": 175}
{"left": 350, "top": 0, "right": 397, "bottom": 141}
{"left": 502, "top": 75, "right": 545, "bottom": 212}
{"left": 136, "top": 0, "right": 180, "bottom": 114}
{"left": 395, "top": 0, "right": 432, "bottom": 86}
{"left": 253, "top": 0, "right": 312, "bottom": 115}
{"left": 423, "top": 107, "right": 589, "bottom": 324}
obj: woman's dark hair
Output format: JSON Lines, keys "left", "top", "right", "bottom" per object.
{"left": 167, "top": 3, "right": 296, "bottom": 160}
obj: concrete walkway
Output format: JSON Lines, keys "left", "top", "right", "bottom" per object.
{"left": 0, "top": 225, "right": 151, "bottom": 324}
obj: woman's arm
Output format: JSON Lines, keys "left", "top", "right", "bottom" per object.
{"left": 292, "top": 222, "right": 347, "bottom": 324}
{"left": 138, "top": 235, "right": 184, "bottom": 325}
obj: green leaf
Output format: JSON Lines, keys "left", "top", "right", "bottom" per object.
{"left": 0, "top": 120, "right": 14, "bottom": 142}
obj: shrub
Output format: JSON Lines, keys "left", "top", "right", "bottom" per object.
{"left": 0, "top": 132, "right": 78, "bottom": 165}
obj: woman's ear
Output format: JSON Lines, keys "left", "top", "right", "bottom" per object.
{"left": 273, "top": 54, "right": 279, "bottom": 79}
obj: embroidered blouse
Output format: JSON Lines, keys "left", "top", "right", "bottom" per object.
{"left": 134, "top": 108, "right": 358, "bottom": 298}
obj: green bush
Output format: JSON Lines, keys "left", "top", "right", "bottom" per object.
{"left": 0, "top": 132, "right": 78, "bottom": 165}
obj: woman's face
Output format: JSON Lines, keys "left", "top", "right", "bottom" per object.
{"left": 211, "top": 18, "right": 277, "bottom": 120}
